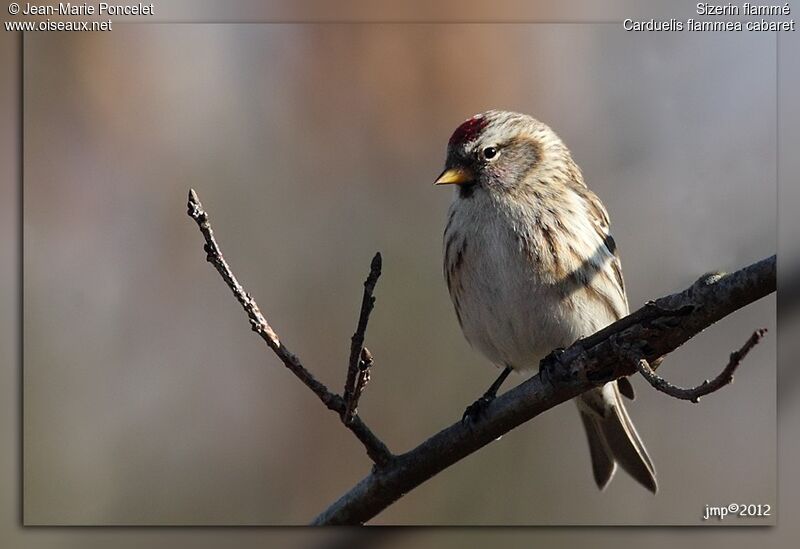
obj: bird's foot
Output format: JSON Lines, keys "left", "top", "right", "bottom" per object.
{"left": 539, "top": 347, "right": 566, "bottom": 386}
{"left": 462, "top": 394, "right": 495, "bottom": 425}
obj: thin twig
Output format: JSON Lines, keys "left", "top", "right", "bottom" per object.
{"left": 187, "top": 189, "right": 392, "bottom": 466}
{"left": 345, "top": 348, "right": 375, "bottom": 424}
{"left": 343, "top": 253, "right": 382, "bottom": 423}
{"left": 186, "top": 190, "right": 337, "bottom": 408}
{"left": 186, "top": 188, "right": 775, "bottom": 525}
{"left": 635, "top": 328, "right": 768, "bottom": 403}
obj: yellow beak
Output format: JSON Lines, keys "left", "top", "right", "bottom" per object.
{"left": 434, "top": 167, "right": 474, "bottom": 186}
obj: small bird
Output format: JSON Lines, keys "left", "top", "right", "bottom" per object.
{"left": 436, "top": 110, "right": 656, "bottom": 493}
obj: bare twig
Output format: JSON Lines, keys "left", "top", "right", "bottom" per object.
{"left": 343, "top": 253, "right": 382, "bottom": 423}
{"left": 341, "top": 407, "right": 392, "bottom": 467}
{"left": 345, "top": 348, "right": 375, "bottom": 424}
{"left": 186, "top": 190, "right": 337, "bottom": 408}
{"left": 635, "top": 328, "right": 768, "bottom": 402}
{"left": 186, "top": 188, "right": 775, "bottom": 525}
{"left": 187, "top": 189, "right": 392, "bottom": 466}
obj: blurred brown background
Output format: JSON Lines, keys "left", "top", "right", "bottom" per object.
{"left": 3, "top": 1, "right": 800, "bottom": 548}
{"left": 19, "top": 23, "right": 777, "bottom": 526}
{"left": 17, "top": 22, "right": 776, "bottom": 526}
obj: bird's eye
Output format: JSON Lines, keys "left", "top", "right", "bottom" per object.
{"left": 482, "top": 146, "right": 499, "bottom": 160}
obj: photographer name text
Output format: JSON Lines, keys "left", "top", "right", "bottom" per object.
{"left": 20, "top": 2, "right": 153, "bottom": 15}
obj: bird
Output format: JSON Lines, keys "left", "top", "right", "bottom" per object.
{"left": 435, "top": 110, "right": 657, "bottom": 493}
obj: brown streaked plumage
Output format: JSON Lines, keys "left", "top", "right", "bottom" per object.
{"left": 436, "top": 110, "right": 657, "bottom": 494}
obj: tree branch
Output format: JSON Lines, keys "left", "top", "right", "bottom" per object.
{"left": 312, "top": 256, "right": 775, "bottom": 525}
{"left": 186, "top": 188, "right": 774, "bottom": 526}
{"left": 634, "top": 328, "right": 767, "bottom": 402}
{"left": 187, "top": 189, "right": 392, "bottom": 466}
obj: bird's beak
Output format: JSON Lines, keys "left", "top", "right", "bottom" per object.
{"left": 434, "top": 167, "right": 474, "bottom": 186}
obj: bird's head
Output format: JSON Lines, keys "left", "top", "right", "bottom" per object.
{"left": 435, "top": 110, "right": 573, "bottom": 199}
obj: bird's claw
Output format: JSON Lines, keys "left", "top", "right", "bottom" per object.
{"left": 540, "top": 347, "right": 566, "bottom": 386}
{"left": 462, "top": 395, "right": 495, "bottom": 425}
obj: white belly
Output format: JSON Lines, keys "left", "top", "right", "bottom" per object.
{"left": 457, "top": 242, "right": 578, "bottom": 370}
{"left": 445, "top": 194, "right": 615, "bottom": 371}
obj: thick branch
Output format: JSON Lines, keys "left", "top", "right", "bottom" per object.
{"left": 187, "top": 189, "right": 392, "bottom": 466}
{"left": 312, "top": 255, "right": 775, "bottom": 525}
{"left": 635, "top": 328, "right": 767, "bottom": 402}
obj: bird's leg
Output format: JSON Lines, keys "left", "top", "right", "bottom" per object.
{"left": 462, "top": 366, "right": 512, "bottom": 424}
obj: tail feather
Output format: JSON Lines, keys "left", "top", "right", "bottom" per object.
{"left": 579, "top": 410, "right": 616, "bottom": 490}
{"left": 577, "top": 384, "right": 657, "bottom": 493}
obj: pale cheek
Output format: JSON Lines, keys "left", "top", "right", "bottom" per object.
{"left": 485, "top": 163, "right": 518, "bottom": 188}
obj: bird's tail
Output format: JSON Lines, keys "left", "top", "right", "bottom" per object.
{"left": 576, "top": 383, "right": 657, "bottom": 493}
